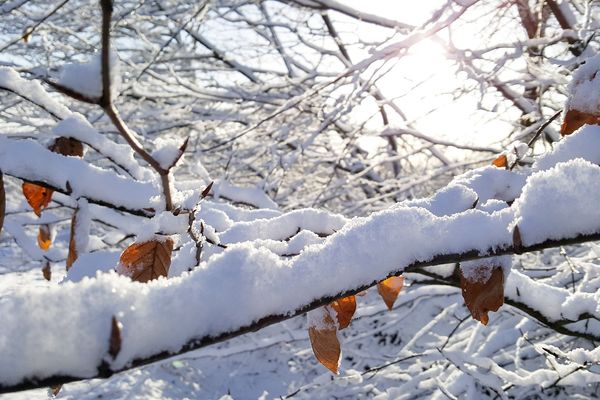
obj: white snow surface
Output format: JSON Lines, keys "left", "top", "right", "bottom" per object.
{"left": 513, "top": 159, "right": 600, "bottom": 246}
{"left": 0, "top": 67, "right": 72, "bottom": 119}
{"left": 152, "top": 137, "right": 184, "bottom": 170}
{"left": 566, "top": 54, "right": 600, "bottom": 114}
{"left": 58, "top": 51, "right": 120, "bottom": 99}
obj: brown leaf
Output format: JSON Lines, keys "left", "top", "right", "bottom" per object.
{"left": 561, "top": 109, "right": 600, "bottom": 136}
{"left": 66, "top": 210, "right": 78, "bottom": 270}
{"left": 0, "top": 172, "right": 4, "bottom": 237}
{"left": 513, "top": 225, "right": 523, "bottom": 253}
{"left": 109, "top": 316, "right": 122, "bottom": 359}
{"left": 37, "top": 224, "right": 52, "bottom": 251}
{"left": 492, "top": 154, "right": 508, "bottom": 168}
{"left": 22, "top": 182, "right": 53, "bottom": 216}
{"left": 42, "top": 260, "right": 51, "bottom": 281}
{"left": 329, "top": 295, "right": 356, "bottom": 330}
{"left": 118, "top": 237, "right": 174, "bottom": 282}
{"left": 308, "top": 309, "right": 340, "bottom": 374}
{"left": 460, "top": 266, "right": 504, "bottom": 325}
{"left": 377, "top": 276, "right": 404, "bottom": 310}
{"left": 49, "top": 137, "right": 84, "bottom": 157}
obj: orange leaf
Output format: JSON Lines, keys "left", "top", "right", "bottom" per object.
{"left": 308, "top": 309, "right": 340, "bottom": 374}
{"left": 377, "top": 276, "right": 404, "bottom": 310}
{"left": 49, "top": 137, "right": 84, "bottom": 157}
{"left": 561, "top": 109, "right": 600, "bottom": 136}
{"left": 118, "top": 237, "right": 174, "bottom": 282}
{"left": 492, "top": 154, "right": 508, "bottom": 169}
{"left": 460, "top": 266, "right": 504, "bottom": 325}
{"left": 22, "top": 182, "right": 53, "bottom": 216}
{"left": 0, "top": 172, "right": 4, "bottom": 237}
{"left": 330, "top": 295, "right": 356, "bottom": 330}
{"left": 66, "top": 210, "right": 78, "bottom": 270}
{"left": 37, "top": 224, "right": 52, "bottom": 251}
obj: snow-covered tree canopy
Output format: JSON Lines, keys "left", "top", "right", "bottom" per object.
{"left": 1, "top": 0, "right": 600, "bottom": 398}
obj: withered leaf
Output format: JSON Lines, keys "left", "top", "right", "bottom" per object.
{"left": 118, "top": 237, "right": 174, "bottom": 283}
{"left": 460, "top": 266, "right": 504, "bottom": 325}
{"left": 513, "top": 225, "right": 523, "bottom": 253}
{"left": 66, "top": 210, "right": 78, "bottom": 270}
{"left": 0, "top": 172, "right": 4, "bottom": 236}
{"left": 109, "top": 316, "right": 122, "bottom": 359}
{"left": 561, "top": 109, "right": 600, "bottom": 136}
{"left": 492, "top": 154, "right": 508, "bottom": 169}
{"left": 377, "top": 276, "right": 404, "bottom": 310}
{"left": 308, "top": 309, "right": 340, "bottom": 374}
{"left": 22, "top": 182, "right": 53, "bottom": 216}
{"left": 329, "top": 295, "right": 356, "bottom": 330}
{"left": 49, "top": 137, "right": 84, "bottom": 157}
{"left": 37, "top": 224, "right": 52, "bottom": 251}
{"left": 42, "top": 260, "right": 51, "bottom": 281}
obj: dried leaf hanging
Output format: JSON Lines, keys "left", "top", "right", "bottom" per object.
{"left": 492, "top": 154, "right": 508, "bottom": 169}
{"left": 42, "top": 260, "right": 51, "bottom": 281}
{"left": 460, "top": 266, "right": 504, "bottom": 325}
{"left": 22, "top": 182, "right": 53, "bottom": 217}
{"left": 329, "top": 295, "right": 356, "bottom": 330}
{"left": 561, "top": 109, "right": 600, "bottom": 136}
{"left": 377, "top": 276, "right": 404, "bottom": 310}
{"left": 37, "top": 224, "right": 52, "bottom": 251}
{"left": 308, "top": 307, "right": 341, "bottom": 374}
{"left": 109, "top": 316, "right": 122, "bottom": 359}
{"left": 118, "top": 237, "right": 174, "bottom": 282}
{"left": 66, "top": 210, "right": 78, "bottom": 270}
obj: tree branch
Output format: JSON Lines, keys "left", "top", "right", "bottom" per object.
{"left": 3, "top": 229, "right": 600, "bottom": 393}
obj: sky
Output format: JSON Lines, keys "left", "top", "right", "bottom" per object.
{"left": 336, "top": 1, "right": 516, "bottom": 154}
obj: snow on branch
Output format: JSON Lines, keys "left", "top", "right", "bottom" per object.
{"left": 3, "top": 136, "right": 600, "bottom": 391}
{"left": 0, "top": 136, "right": 161, "bottom": 215}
